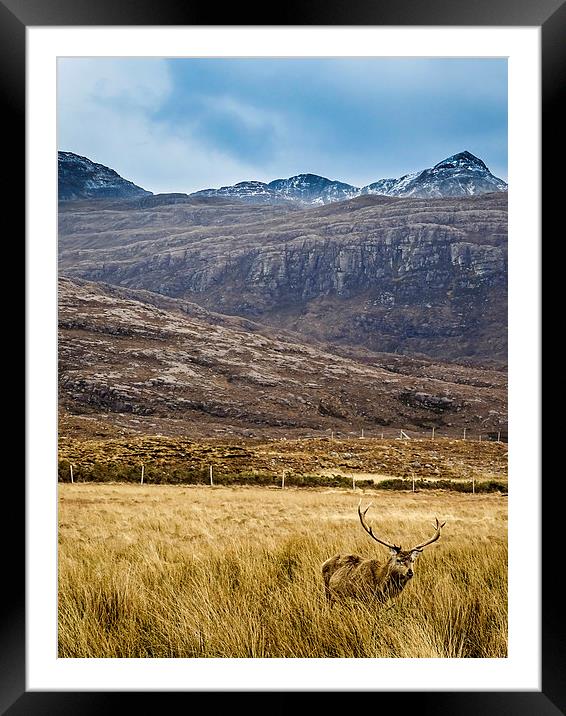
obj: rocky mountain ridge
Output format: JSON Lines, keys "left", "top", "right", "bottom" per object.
{"left": 193, "top": 151, "right": 507, "bottom": 205}
{"left": 59, "top": 150, "right": 506, "bottom": 205}
{"left": 58, "top": 191, "right": 507, "bottom": 364}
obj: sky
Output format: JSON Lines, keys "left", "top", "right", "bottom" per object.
{"left": 57, "top": 57, "right": 508, "bottom": 194}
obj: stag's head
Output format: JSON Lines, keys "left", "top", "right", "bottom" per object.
{"left": 357, "top": 501, "right": 446, "bottom": 584}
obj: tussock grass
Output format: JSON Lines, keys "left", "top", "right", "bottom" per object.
{"left": 59, "top": 485, "right": 507, "bottom": 658}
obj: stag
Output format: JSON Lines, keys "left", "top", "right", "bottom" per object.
{"left": 322, "top": 501, "right": 445, "bottom": 604}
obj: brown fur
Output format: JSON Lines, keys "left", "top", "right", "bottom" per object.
{"left": 322, "top": 505, "right": 445, "bottom": 605}
{"left": 322, "top": 550, "right": 418, "bottom": 604}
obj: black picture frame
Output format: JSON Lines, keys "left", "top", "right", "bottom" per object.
{"left": 12, "top": 0, "right": 556, "bottom": 712}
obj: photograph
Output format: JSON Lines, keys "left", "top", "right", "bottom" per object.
{"left": 13, "top": 7, "right": 555, "bottom": 710}
{"left": 56, "top": 55, "right": 509, "bottom": 659}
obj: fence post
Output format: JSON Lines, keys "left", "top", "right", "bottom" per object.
{"left": 412, "top": 473, "right": 415, "bottom": 493}
{"left": 497, "top": 431, "right": 501, "bottom": 443}
{"left": 479, "top": 434, "right": 482, "bottom": 442}
{"left": 281, "top": 472, "right": 285, "bottom": 490}
{"left": 140, "top": 464, "right": 144, "bottom": 485}
{"left": 361, "top": 428, "right": 364, "bottom": 439}
{"left": 70, "top": 464, "right": 74, "bottom": 484}
{"left": 431, "top": 427, "right": 435, "bottom": 440}
{"left": 472, "top": 474, "right": 476, "bottom": 494}
{"left": 381, "top": 432, "right": 384, "bottom": 439}
{"left": 209, "top": 465, "right": 213, "bottom": 486}
{"left": 463, "top": 428, "right": 467, "bottom": 440}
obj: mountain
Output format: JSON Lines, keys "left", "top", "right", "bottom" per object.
{"left": 189, "top": 151, "right": 506, "bottom": 205}
{"left": 193, "top": 173, "right": 361, "bottom": 206}
{"left": 192, "top": 180, "right": 285, "bottom": 204}
{"left": 363, "top": 152, "right": 507, "bottom": 199}
{"left": 58, "top": 151, "right": 152, "bottom": 201}
{"left": 59, "top": 276, "right": 507, "bottom": 439}
{"left": 58, "top": 191, "right": 507, "bottom": 365}
{"left": 267, "top": 174, "right": 360, "bottom": 204}
{"left": 57, "top": 149, "right": 505, "bottom": 205}
{"left": 192, "top": 175, "right": 360, "bottom": 206}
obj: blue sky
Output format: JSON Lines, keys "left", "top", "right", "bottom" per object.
{"left": 58, "top": 57, "right": 507, "bottom": 194}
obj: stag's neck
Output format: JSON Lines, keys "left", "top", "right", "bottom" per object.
{"left": 378, "top": 563, "right": 409, "bottom": 599}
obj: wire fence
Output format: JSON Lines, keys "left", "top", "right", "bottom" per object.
{"left": 289, "top": 428, "right": 507, "bottom": 442}
{"left": 59, "top": 423, "right": 507, "bottom": 492}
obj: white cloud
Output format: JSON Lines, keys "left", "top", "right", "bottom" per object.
{"left": 57, "top": 58, "right": 265, "bottom": 193}
{"left": 200, "top": 95, "right": 285, "bottom": 133}
{"left": 58, "top": 58, "right": 173, "bottom": 111}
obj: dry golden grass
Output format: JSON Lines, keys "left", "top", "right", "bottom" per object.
{"left": 58, "top": 484, "right": 507, "bottom": 658}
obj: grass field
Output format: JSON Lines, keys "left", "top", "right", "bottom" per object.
{"left": 58, "top": 483, "right": 507, "bottom": 658}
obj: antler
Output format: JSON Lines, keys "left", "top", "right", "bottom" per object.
{"left": 410, "top": 517, "right": 446, "bottom": 552}
{"left": 357, "top": 501, "right": 401, "bottom": 552}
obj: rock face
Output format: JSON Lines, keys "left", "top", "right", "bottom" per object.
{"left": 59, "top": 192, "right": 507, "bottom": 364}
{"left": 58, "top": 277, "right": 507, "bottom": 438}
{"left": 58, "top": 151, "right": 152, "bottom": 201}
{"left": 192, "top": 151, "right": 506, "bottom": 205}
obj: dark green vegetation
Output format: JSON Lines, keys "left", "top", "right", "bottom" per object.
{"left": 58, "top": 463, "right": 506, "bottom": 493}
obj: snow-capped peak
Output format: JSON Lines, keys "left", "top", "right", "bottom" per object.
{"left": 187, "top": 150, "right": 507, "bottom": 205}
{"left": 432, "top": 151, "right": 489, "bottom": 173}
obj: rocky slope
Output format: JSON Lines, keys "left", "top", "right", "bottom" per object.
{"left": 59, "top": 191, "right": 507, "bottom": 364}
{"left": 58, "top": 277, "right": 507, "bottom": 439}
{"left": 58, "top": 151, "right": 152, "bottom": 201}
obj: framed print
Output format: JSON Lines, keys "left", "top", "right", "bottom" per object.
{"left": 11, "top": 0, "right": 558, "bottom": 712}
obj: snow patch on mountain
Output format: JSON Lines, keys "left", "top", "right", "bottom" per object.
{"left": 189, "top": 151, "right": 506, "bottom": 206}
{"left": 59, "top": 149, "right": 507, "bottom": 206}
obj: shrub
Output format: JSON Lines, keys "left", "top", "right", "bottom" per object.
{"left": 375, "top": 478, "right": 506, "bottom": 493}
{"left": 57, "top": 461, "right": 506, "bottom": 493}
